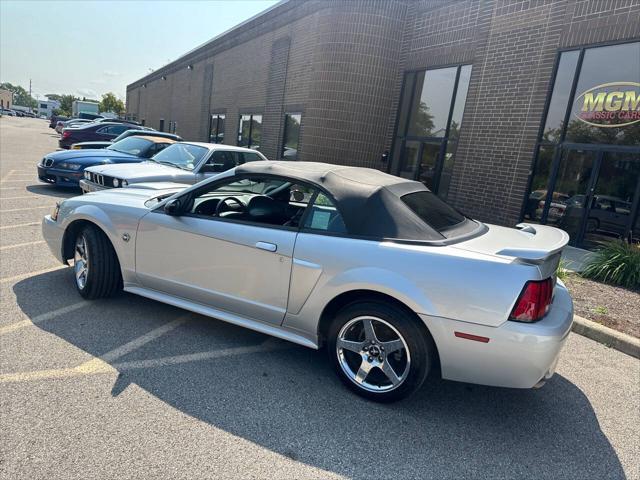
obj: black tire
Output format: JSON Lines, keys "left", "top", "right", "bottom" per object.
{"left": 327, "top": 301, "right": 433, "bottom": 402}
{"left": 74, "top": 225, "right": 122, "bottom": 299}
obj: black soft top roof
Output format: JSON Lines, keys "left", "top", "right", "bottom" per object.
{"left": 234, "top": 161, "right": 471, "bottom": 241}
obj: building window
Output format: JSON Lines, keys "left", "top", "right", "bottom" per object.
{"left": 525, "top": 41, "right": 640, "bottom": 248}
{"left": 209, "top": 114, "right": 225, "bottom": 143}
{"left": 238, "top": 114, "right": 262, "bottom": 150}
{"left": 391, "top": 64, "right": 472, "bottom": 199}
{"left": 159, "top": 119, "right": 165, "bottom": 132}
{"left": 282, "top": 113, "right": 301, "bottom": 160}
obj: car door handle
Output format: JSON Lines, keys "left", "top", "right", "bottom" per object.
{"left": 255, "top": 241, "right": 277, "bottom": 252}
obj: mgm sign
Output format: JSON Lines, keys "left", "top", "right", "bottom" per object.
{"left": 575, "top": 82, "right": 640, "bottom": 127}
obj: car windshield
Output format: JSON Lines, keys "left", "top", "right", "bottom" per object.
{"left": 150, "top": 143, "right": 208, "bottom": 171}
{"left": 107, "top": 137, "right": 152, "bottom": 156}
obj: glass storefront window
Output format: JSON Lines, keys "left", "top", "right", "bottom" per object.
{"left": 408, "top": 68, "right": 457, "bottom": 137}
{"left": 392, "top": 64, "right": 473, "bottom": 198}
{"left": 282, "top": 113, "right": 301, "bottom": 160}
{"left": 525, "top": 42, "right": 640, "bottom": 248}
{"left": 524, "top": 145, "right": 556, "bottom": 222}
{"left": 209, "top": 114, "right": 225, "bottom": 143}
{"left": 541, "top": 51, "right": 580, "bottom": 143}
{"left": 448, "top": 65, "right": 472, "bottom": 140}
{"left": 238, "top": 114, "right": 262, "bottom": 149}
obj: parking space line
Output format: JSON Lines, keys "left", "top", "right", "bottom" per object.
{"left": 0, "top": 196, "right": 52, "bottom": 200}
{"left": 0, "top": 338, "right": 288, "bottom": 384}
{"left": 0, "top": 265, "right": 67, "bottom": 284}
{"left": 100, "top": 315, "right": 190, "bottom": 362}
{"left": 0, "top": 170, "right": 15, "bottom": 182}
{"left": 114, "top": 338, "right": 288, "bottom": 371}
{"left": 0, "top": 301, "right": 88, "bottom": 335}
{"left": 0, "top": 205, "right": 51, "bottom": 212}
{"left": 0, "top": 240, "right": 46, "bottom": 251}
{"left": 0, "top": 221, "right": 40, "bottom": 230}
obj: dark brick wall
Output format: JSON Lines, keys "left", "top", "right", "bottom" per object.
{"left": 126, "top": 0, "right": 640, "bottom": 226}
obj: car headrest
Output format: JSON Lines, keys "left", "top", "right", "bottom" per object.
{"left": 247, "top": 195, "right": 287, "bottom": 222}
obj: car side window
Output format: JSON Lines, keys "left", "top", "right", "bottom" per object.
{"left": 241, "top": 152, "right": 263, "bottom": 163}
{"left": 185, "top": 176, "right": 315, "bottom": 229}
{"left": 203, "top": 151, "right": 241, "bottom": 173}
{"left": 303, "top": 192, "right": 347, "bottom": 234}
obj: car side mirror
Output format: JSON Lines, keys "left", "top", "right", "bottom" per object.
{"left": 164, "top": 198, "right": 182, "bottom": 215}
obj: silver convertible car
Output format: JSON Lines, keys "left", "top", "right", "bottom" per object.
{"left": 43, "top": 162, "right": 573, "bottom": 402}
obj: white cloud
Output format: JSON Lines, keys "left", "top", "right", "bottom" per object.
{"left": 76, "top": 88, "right": 98, "bottom": 99}
{"left": 103, "top": 70, "right": 120, "bottom": 77}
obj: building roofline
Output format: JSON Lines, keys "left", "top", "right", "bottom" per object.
{"left": 127, "top": 0, "right": 294, "bottom": 91}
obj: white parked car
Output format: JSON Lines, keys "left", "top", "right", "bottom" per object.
{"left": 80, "top": 142, "right": 267, "bottom": 193}
{"left": 43, "top": 162, "right": 573, "bottom": 402}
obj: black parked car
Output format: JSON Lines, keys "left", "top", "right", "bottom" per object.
{"left": 71, "top": 129, "right": 182, "bottom": 150}
{"left": 59, "top": 122, "right": 140, "bottom": 149}
{"left": 49, "top": 115, "right": 69, "bottom": 129}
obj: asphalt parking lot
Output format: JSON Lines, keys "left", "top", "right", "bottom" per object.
{"left": 0, "top": 116, "right": 638, "bottom": 480}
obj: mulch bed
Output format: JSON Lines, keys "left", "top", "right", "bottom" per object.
{"left": 564, "top": 275, "right": 640, "bottom": 339}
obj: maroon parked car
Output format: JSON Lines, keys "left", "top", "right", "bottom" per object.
{"left": 59, "top": 122, "right": 139, "bottom": 149}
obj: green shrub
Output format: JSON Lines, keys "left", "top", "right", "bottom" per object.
{"left": 556, "top": 258, "right": 571, "bottom": 281}
{"left": 581, "top": 240, "right": 640, "bottom": 290}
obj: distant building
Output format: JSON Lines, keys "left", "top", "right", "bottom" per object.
{"left": 37, "top": 99, "right": 61, "bottom": 118}
{"left": 72, "top": 100, "right": 99, "bottom": 117}
{"left": 0, "top": 89, "right": 12, "bottom": 110}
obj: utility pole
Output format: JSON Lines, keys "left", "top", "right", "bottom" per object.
{"left": 29, "top": 79, "right": 32, "bottom": 113}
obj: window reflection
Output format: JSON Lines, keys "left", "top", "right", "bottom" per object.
{"left": 392, "top": 64, "right": 473, "bottom": 198}
{"left": 525, "top": 146, "right": 556, "bottom": 222}
{"left": 408, "top": 68, "right": 457, "bottom": 137}
{"left": 282, "top": 113, "right": 301, "bottom": 160}
{"left": 542, "top": 51, "right": 579, "bottom": 143}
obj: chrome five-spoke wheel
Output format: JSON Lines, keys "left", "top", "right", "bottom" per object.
{"left": 74, "top": 234, "right": 89, "bottom": 290}
{"left": 336, "top": 316, "right": 411, "bottom": 392}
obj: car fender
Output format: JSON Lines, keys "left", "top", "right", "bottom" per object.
{"left": 59, "top": 204, "right": 138, "bottom": 283}
{"left": 284, "top": 265, "right": 436, "bottom": 342}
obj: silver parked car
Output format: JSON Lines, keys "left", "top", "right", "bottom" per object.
{"left": 42, "top": 162, "right": 573, "bottom": 402}
{"left": 79, "top": 142, "right": 267, "bottom": 193}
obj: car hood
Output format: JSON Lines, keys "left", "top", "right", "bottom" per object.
{"left": 46, "top": 149, "right": 135, "bottom": 164}
{"left": 86, "top": 161, "right": 196, "bottom": 183}
{"left": 79, "top": 183, "right": 189, "bottom": 208}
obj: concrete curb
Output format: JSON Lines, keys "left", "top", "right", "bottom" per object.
{"left": 572, "top": 315, "right": 640, "bottom": 359}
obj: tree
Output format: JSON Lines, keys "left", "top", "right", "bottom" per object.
{"left": 0, "top": 82, "right": 37, "bottom": 108}
{"left": 99, "top": 92, "right": 125, "bottom": 114}
{"left": 57, "top": 94, "right": 79, "bottom": 117}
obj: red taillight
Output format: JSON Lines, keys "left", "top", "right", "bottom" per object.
{"left": 509, "top": 278, "right": 554, "bottom": 322}
{"left": 62, "top": 131, "right": 71, "bottom": 139}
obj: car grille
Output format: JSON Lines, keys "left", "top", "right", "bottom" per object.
{"left": 85, "top": 171, "right": 121, "bottom": 188}
{"left": 42, "top": 158, "right": 54, "bottom": 167}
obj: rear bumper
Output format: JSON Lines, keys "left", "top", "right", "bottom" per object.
{"left": 37, "top": 165, "right": 83, "bottom": 187}
{"left": 42, "top": 215, "right": 65, "bottom": 264}
{"left": 421, "top": 282, "right": 573, "bottom": 389}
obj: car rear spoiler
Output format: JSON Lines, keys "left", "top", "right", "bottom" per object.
{"left": 496, "top": 223, "right": 570, "bottom": 265}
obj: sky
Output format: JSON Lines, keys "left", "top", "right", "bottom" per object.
{"left": 0, "top": 0, "right": 280, "bottom": 102}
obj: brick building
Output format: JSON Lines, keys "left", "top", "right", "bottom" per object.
{"left": 126, "top": 0, "right": 640, "bottom": 249}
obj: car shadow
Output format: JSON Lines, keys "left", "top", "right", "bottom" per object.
{"left": 26, "top": 184, "right": 81, "bottom": 198}
{"left": 13, "top": 270, "right": 627, "bottom": 479}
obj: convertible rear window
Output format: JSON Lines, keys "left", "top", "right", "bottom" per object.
{"left": 401, "top": 191, "right": 466, "bottom": 233}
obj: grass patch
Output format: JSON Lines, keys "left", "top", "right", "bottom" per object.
{"left": 581, "top": 240, "right": 640, "bottom": 291}
{"left": 556, "top": 258, "right": 571, "bottom": 281}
